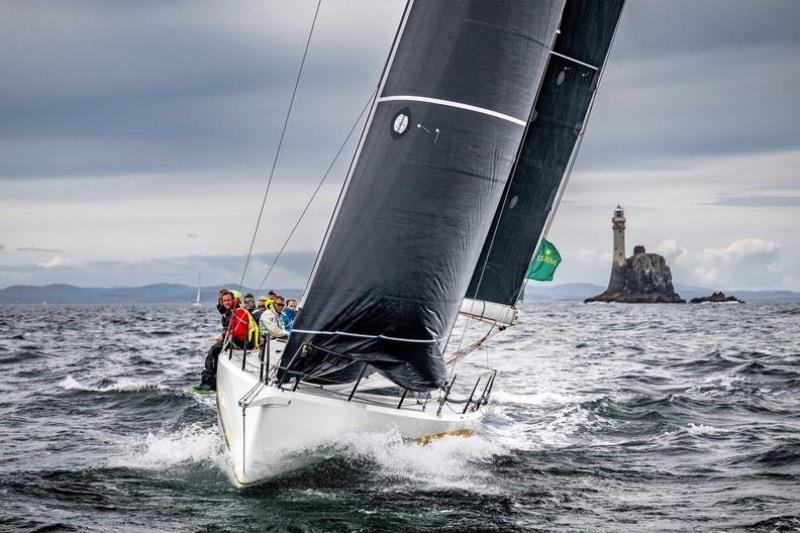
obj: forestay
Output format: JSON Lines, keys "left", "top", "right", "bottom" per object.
{"left": 281, "top": 0, "right": 565, "bottom": 391}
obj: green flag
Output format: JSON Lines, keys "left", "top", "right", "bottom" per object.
{"left": 526, "top": 239, "right": 561, "bottom": 282}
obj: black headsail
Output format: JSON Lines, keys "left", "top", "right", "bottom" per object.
{"left": 466, "top": 0, "right": 625, "bottom": 308}
{"left": 281, "top": 0, "right": 566, "bottom": 391}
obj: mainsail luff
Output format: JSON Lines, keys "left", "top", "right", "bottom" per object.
{"left": 282, "top": 0, "right": 565, "bottom": 391}
{"left": 466, "top": 0, "right": 626, "bottom": 307}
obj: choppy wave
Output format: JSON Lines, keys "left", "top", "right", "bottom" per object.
{"left": 59, "top": 374, "right": 163, "bottom": 392}
{"left": 1, "top": 301, "right": 798, "bottom": 532}
{"left": 107, "top": 423, "right": 223, "bottom": 470}
{"left": 492, "top": 389, "right": 578, "bottom": 407}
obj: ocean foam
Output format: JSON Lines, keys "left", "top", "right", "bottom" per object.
{"left": 329, "top": 429, "right": 504, "bottom": 492}
{"left": 492, "top": 389, "right": 576, "bottom": 408}
{"left": 686, "top": 423, "right": 728, "bottom": 436}
{"left": 108, "top": 423, "right": 223, "bottom": 470}
{"left": 59, "top": 374, "right": 162, "bottom": 392}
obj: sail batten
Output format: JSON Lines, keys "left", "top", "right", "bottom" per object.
{"left": 282, "top": 1, "right": 565, "bottom": 391}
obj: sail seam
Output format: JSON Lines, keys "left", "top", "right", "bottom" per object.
{"left": 291, "top": 329, "right": 441, "bottom": 344}
{"left": 549, "top": 50, "right": 598, "bottom": 71}
{"left": 377, "top": 96, "right": 526, "bottom": 126}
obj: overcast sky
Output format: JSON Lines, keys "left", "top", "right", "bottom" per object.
{"left": 1, "top": 0, "right": 798, "bottom": 292}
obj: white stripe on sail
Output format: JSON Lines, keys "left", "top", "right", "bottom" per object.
{"left": 290, "top": 329, "right": 441, "bottom": 344}
{"left": 377, "top": 95, "right": 527, "bottom": 126}
{"left": 548, "top": 50, "right": 598, "bottom": 71}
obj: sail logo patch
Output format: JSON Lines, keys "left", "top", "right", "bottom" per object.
{"left": 391, "top": 108, "right": 411, "bottom": 138}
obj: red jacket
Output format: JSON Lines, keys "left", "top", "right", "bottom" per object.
{"left": 227, "top": 307, "right": 251, "bottom": 342}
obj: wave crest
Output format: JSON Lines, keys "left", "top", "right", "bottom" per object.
{"left": 59, "top": 375, "right": 162, "bottom": 392}
{"left": 108, "top": 423, "right": 223, "bottom": 469}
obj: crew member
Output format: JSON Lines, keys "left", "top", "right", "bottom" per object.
{"left": 197, "top": 289, "right": 235, "bottom": 391}
{"left": 281, "top": 298, "right": 298, "bottom": 331}
{"left": 226, "top": 290, "right": 259, "bottom": 349}
{"left": 259, "top": 295, "right": 289, "bottom": 339}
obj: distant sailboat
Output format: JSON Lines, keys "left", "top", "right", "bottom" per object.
{"left": 215, "top": 0, "right": 625, "bottom": 486}
{"left": 192, "top": 266, "right": 202, "bottom": 307}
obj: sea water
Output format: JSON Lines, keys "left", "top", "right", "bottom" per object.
{"left": 1, "top": 301, "right": 798, "bottom": 532}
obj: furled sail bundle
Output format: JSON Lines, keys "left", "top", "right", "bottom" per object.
{"left": 465, "top": 0, "right": 626, "bottom": 314}
{"left": 282, "top": 0, "right": 567, "bottom": 391}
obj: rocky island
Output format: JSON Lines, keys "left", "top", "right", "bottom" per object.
{"left": 585, "top": 207, "right": 685, "bottom": 304}
{"left": 690, "top": 291, "right": 744, "bottom": 304}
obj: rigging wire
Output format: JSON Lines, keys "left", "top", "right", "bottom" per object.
{"left": 298, "top": 0, "right": 412, "bottom": 306}
{"left": 256, "top": 89, "right": 376, "bottom": 292}
{"left": 237, "top": 0, "right": 322, "bottom": 292}
{"left": 445, "top": 319, "right": 500, "bottom": 366}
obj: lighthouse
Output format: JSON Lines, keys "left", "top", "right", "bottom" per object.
{"left": 608, "top": 205, "right": 626, "bottom": 293}
{"left": 586, "top": 205, "right": 685, "bottom": 303}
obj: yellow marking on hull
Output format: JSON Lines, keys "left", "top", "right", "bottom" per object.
{"left": 414, "top": 427, "right": 473, "bottom": 444}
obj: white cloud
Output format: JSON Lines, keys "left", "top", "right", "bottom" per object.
{"left": 38, "top": 256, "right": 68, "bottom": 269}
{"left": 694, "top": 238, "right": 782, "bottom": 287}
{"left": 655, "top": 239, "right": 689, "bottom": 266}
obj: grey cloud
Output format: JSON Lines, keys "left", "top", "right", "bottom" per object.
{"left": 0, "top": 1, "right": 401, "bottom": 180}
{"left": 704, "top": 195, "right": 800, "bottom": 207}
{"left": 1, "top": 1, "right": 798, "bottom": 291}
{"left": 613, "top": 0, "right": 800, "bottom": 60}
{"left": 574, "top": 0, "right": 800, "bottom": 171}
{"left": 0, "top": 244, "right": 4, "bottom": 251}
{"left": 17, "top": 246, "right": 64, "bottom": 253}
{"left": 579, "top": 45, "right": 800, "bottom": 171}
{"left": 5, "top": 1, "right": 798, "bottom": 182}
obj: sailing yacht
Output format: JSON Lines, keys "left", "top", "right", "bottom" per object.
{"left": 192, "top": 267, "right": 202, "bottom": 307}
{"left": 216, "top": 0, "right": 624, "bottom": 486}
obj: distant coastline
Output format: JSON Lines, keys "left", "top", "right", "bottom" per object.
{"left": 0, "top": 282, "right": 797, "bottom": 304}
{"left": 0, "top": 283, "right": 302, "bottom": 304}
{"left": 527, "top": 283, "right": 798, "bottom": 303}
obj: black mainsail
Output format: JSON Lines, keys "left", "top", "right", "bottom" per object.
{"left": 466, "top": 0, "right": 625, "bottom": 308}
{"left": 281, "top": 0, "right": 566, "bottom": 391}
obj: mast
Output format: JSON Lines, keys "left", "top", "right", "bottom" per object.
{"left": 282, "top": 1, "right": 565, "bottom": 391}
{"left": 465, "top": 0, "right": 625, "bottom": 309}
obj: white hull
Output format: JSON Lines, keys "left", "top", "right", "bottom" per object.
{"left": 216, "top": 349, "right": 488, "bottom": 487}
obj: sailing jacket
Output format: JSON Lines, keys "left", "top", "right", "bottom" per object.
{"left": 227, "top": 307, "right": 252, "bottom": 343}
{"left": 259, "top": 305, "right": 288, "bottom": 339}
{"left": 280, "top": 307, "right": 297, "bottom": 332}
